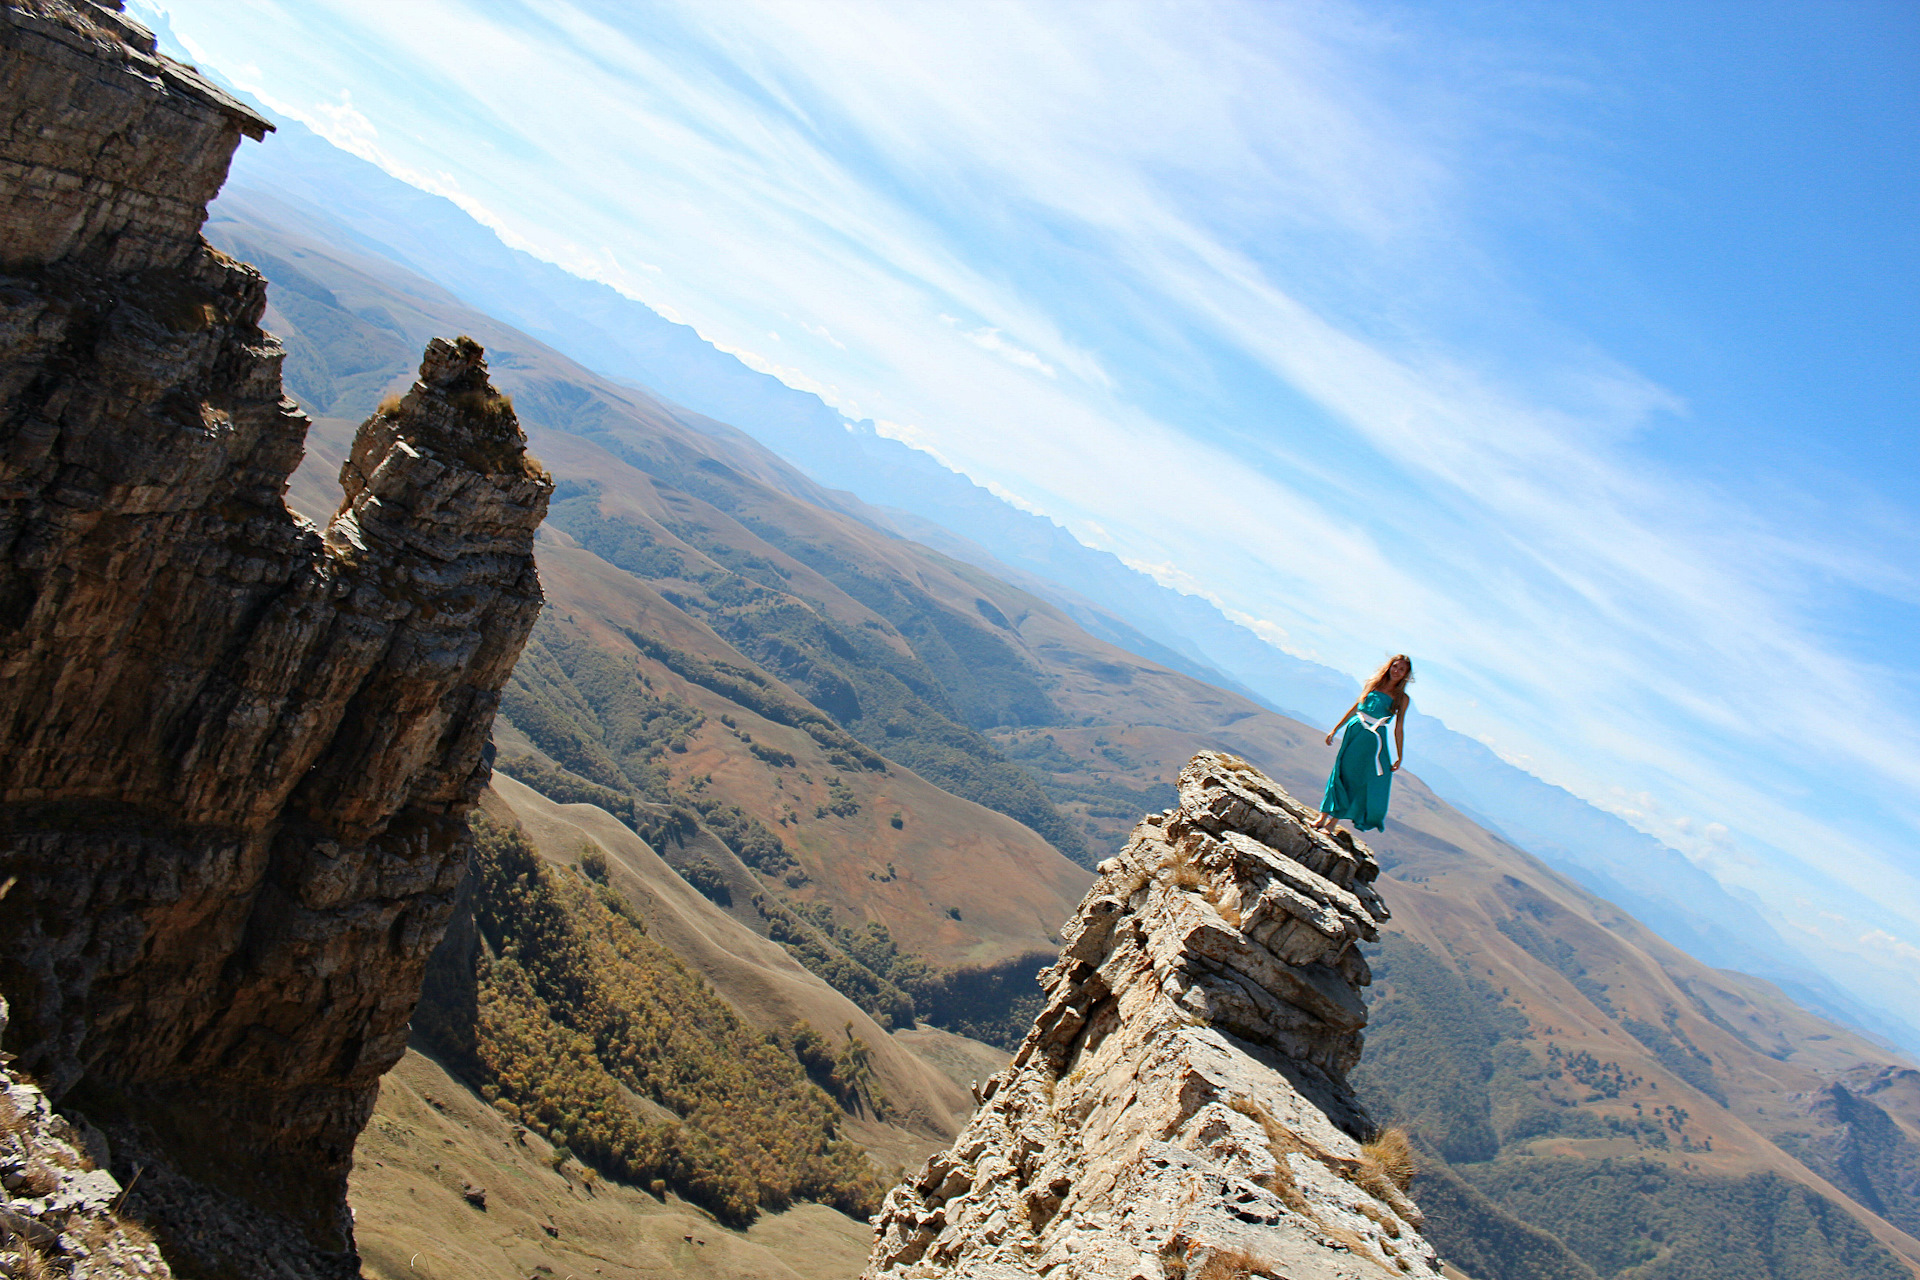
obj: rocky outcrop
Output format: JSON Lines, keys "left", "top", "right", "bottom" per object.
{"left": 0, "top": 3, "right": 552, "bottom": 1276}
{"left": 865, "top": 751, "right": 1442, "bottom": 1279}
{"left": 1, "top": 0, "right": 267, "bottom": 275}
{"left": 0, "top": 999, "right": 173, "bottom": 1279}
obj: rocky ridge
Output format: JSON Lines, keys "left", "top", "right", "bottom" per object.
{"left": 865, "top": 750, "right": 1439, "bottom": 1280}
{"left": 0, "top": 2, "right": 551, "bottom": 1275}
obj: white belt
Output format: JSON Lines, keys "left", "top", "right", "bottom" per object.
{"left": 1353, "top": 711, "right": 1393, "bottom": 775}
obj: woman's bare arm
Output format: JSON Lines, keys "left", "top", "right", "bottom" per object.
{"left": 1325, "top": 698, "right": 1361, "bottom": 746}
{"left": 1392, "top": 692, "right": 1408, "bottom": 770}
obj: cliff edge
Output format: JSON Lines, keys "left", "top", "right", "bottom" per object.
{"left": 0, "top": 3, "right": 552, "bottom": 1275}
{"left": 865, "top": 751, "right": 1441, "bottom": 1279}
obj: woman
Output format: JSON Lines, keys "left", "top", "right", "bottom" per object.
{"left": 1311, "top": 654, "right": 1412, "bottom": 834}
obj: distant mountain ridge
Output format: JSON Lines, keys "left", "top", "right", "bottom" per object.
{"left": 212, "top": 116, "right": 1915, "bottom": 1055}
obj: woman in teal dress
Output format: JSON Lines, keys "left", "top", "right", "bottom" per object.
{"left": 1312, "top": 654, "right": 1412, "bottom": 834}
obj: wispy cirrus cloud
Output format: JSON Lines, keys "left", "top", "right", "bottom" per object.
{"left": 941, "top": 318, "right": 1057, "bottom": 378}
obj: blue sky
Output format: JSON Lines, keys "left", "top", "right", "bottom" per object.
{"left": 135, "top": 0, "right": 1920, "bottom": 1032}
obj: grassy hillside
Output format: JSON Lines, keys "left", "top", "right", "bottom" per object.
{"left": 1774, "top": 1077, "right": 1920, "bottom": 1241}
{"left": 553, "top": 491, "right": 1090, "bottom": 866}
{"left": 1466, "top": 1159, "right": 1906, "bottom": 1280}
{"left": 1355, "top": 932, "right": 1916, "bottom": 1278}
{"left": 378, "top": 776, "right": 1006, "bottom": 1274}
{"left": 216, "top": 200, "right": 1920, "bottom": 1279}
{"left": 349, "top": 1049, "right": 875, "bottom": 1280}
{"left": 485, "top": 775, "right": 976, "bottom": 1162}
{"left": 416, "top": 812, "right": 884, "bottom": 1225}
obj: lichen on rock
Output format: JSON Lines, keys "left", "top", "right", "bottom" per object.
{"left": 864, "top": 751, "right": 1442, "bottom": 1280}
{"left": 0, "top": 3, "right": 553, "bottom": 1275}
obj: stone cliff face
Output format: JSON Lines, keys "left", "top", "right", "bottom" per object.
{"left": 866, "top": 751, "right": 1441, "bottom": 1280}
{"left": 0, "top": 3, "right": 552, "bottom": 1276}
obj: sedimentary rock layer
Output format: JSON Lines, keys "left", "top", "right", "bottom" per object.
{"left": 0, "top": 3, "right": 552, "bottom": 1275}
{"left": 865, "top": 751, "right": 1441, "bottom": 1280}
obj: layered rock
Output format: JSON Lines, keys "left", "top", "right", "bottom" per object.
{"left": 1, "top": 0, "right": 267, "bottom": 274}
{"left": 865, "top": 751, "right": 1441, "bottom": 1280}
{"left": 0, "top": 3, "right": 552, "bottom": 1275}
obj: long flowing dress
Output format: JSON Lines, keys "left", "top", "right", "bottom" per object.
{"left": 1320, "top": 689, "right": 1397, "bottom": 830}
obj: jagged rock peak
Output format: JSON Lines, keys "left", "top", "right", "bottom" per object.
{"left": 341, "top": 336, "right": 543, "bottom": 495}
{"left": 865, "top": 750, "right": 1442, "bottom": 1280}
{"left": 0, "top": 3, "right": 553, "bottom": 1274}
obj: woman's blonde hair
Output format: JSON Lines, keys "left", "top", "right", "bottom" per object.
{"left": 1365, "top": 654, "right": 1415, "bottom": 696}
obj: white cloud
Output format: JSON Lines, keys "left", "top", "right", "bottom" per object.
{"left": 1861, "top": 930, "right": 1920, "bottom": 967}
{"left": 1222, "top": 610, "right": 1293, "bottom": 650}
{"left": 956, "top": 325, "right": 1056, "bottom": 377}
{"left": 306, "top": 89, "right": 380, "bottom": 163}
{"left": 801, "top": 320, "right": 847, "bottom": 350}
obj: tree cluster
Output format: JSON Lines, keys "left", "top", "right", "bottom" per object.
{"left": 459, "top": 815, "right": 885, "bottom": 1226}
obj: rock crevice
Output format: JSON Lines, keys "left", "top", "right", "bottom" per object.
{"left": 0, "top": 3, "right": 552, "bottom": 1275}
{"left": 865, "top": 751, "right": 1441, "bottom": 1280}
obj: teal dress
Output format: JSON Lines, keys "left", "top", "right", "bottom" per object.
{"left": 1320, "top": 690, "right": 1396, "bottom": 830}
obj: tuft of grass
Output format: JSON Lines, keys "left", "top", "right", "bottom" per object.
{"left": 1, "top": 1232, "right": 58, "bottom": 1280}
{"left": 1354, "top": 1198, "right": 1403, "bottom": 1239}
{"left": 13, "top": 1163, "right": 58, "bottom": 1197}
{"left": 376, "top": 393, "right": 404, "bottom": 416}
{"left": 1202, "top": 876, "right": 1244, "bottom": 927}
{"left": 1163, "top": 840, "right": 1208, "bottom": 892}
{"left": 1192, "top": 1245, "right": 1282, "bottom": 1279}
{"left": 1361, "top": 1127, "right": 1418, "bottom": 1191}
{"left": 1226, "top": 1097, "right": 1317, "bottom": 1221}
{"left": 453, "top": 388, "right": 517, "bottom": 421}
{"left": 77, "top": 1214, "right": 156, "bottom": 1254}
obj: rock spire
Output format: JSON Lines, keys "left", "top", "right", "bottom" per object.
{"left": 865, "top": 751, "right": 1443, "bottom": 1280}
{"left": 0, "top": 2, "right": 552, "bottom": 1274}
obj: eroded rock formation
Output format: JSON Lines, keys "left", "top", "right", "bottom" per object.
{"left": 0, "top": 3, "right": 552, "bottom": 1275}
{"left": 865, "top": 751, "right": 1441, "bottom": 1280}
